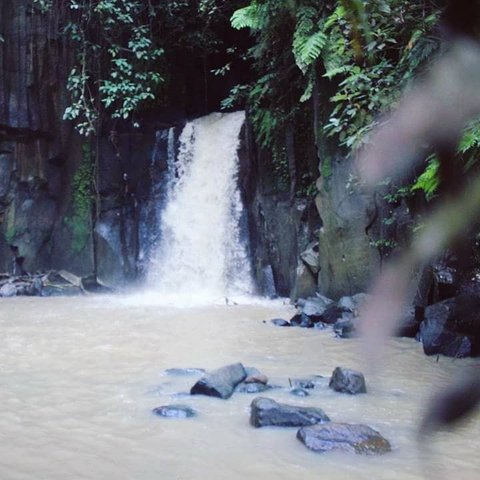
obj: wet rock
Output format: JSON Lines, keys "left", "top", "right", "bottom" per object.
{"left": 0, "top": 283, "right": 17, "bottom": 297}
{"left": 40, "top": 284, "right": 83, "bottom": 297}
{"left": 250, "top": 397, "right": 330, "bottom": 428}
{"left": 290, "top": 313, "right": 314, "bottom": 328}
{"left": 329, "top": 367, "right": 366, "bottom": 394}
{"left": 321, "top": 305, "right": 350, "bottom": 325}
{"left": 290, "top": 388, "right": 309, "bottom": 397}
{"left": 291, "top": 378, "right": 315, "bottom": 389}
{"left": 337, "top": 293, "right": 370, "bottom": 313}
{"left": 245, "top": 374, "right": 268, "bottom": 385}
{"left": 419, "top": 295, "right": 480, "bottom": 358}
{"left": 333, "top": 317, "right": 357, "bottom": 339}
{"left": 235, "top": 382, "right": 272, "bottom": 394}
{"left": 271, "top": 318, "right": 290, "bottom": 327}
{"left": 395, "top": 307, "right": 423, "bottom": 338}
{"left": 313, "top": 321, "right": 329, "bottom": 330}
{"left": 190, "top": 363, "right": 247, "bottom": 399}
{"left": 299, "top": 295, "right": 334, "bottom": 317}
{"left": 291, "top": 263, "right": 317, "bottom": 301}
{"left": 297, "top": 423, "right": 391, "bottom": 455}
{"left": 165, "top": 368, "right": 206, "bottom": 376}
{"left": 152, "top": 404, "right": 197, "bottom": 418}
{"left": 28, "top": 277, "right": 43, "bottom": 296}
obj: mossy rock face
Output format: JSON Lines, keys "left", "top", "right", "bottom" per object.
{"left": 297, "top": 423, "right": 391, "bottom": 455}
{"left": 316, "top": 158, "right": 379, "bottom": 299}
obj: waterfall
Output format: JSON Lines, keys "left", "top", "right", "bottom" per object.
{"left": 147, "top": 111, "right": 254, "bottom": 303}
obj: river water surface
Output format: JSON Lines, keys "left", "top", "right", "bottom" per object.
{"left": 1, "top": 296, "right": 479, "bottom": 480}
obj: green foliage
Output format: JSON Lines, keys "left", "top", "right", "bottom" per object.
{"left": 292, "top": 6, "right": 326, "bottom": 74}
{"left": 65, "top": 144, "right": 93, "bottom": 253}
{"left": 230, "top": 0, "right": 443, "bottom": 153}
{"left": 231, "top": 2, "right": 264, "bottom": 30}
{"left": 59, "top": 0, "right": 166, "bottom": 136}
{"left": 411, "top": 157, "right": 439, "bottom": 201}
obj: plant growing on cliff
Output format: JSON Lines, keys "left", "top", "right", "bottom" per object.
{"left": 64, "top": 144, "right": 93, "bottom": 253}
{"left": 58, "top": 0, "right": 165, "bottom": 136}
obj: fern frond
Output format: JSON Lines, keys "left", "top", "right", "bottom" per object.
{"left": 231, "top": 3, "right": 263, "bottom": 30}
{"left": 293, "top": 6, "right": 325, "bottom": 73}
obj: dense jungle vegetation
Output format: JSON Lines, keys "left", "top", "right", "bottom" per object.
{"left": 32, "top": 0, "right": 480, "bottom": 202}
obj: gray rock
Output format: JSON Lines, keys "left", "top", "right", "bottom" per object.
{"left": 329, "top": 367, "right": 366, "bottom": 394}
{"left": 0, "top": 283, "right": 17, "bottom": 297}
{"left": 333, "top": 317, "right": 357, "bottom": 339}
{"left": 291, "top": 263, "right": 318, "bottom": 301}
{"left": 291, "top": 378, "right": 316, "bottom": 389}
{"left": 297, "top": 423, "right": 391, "bottom": 455}
{"left": 235, "top": 382, "right": 272, "bottom": 394}
{"left": 301, "top": 295, "right": 334, "bottom": 317}
{"left": 395, "top": 307, "right": 422, "bottom": 338}
{"left": 320, "top": 305, "right": 350, "bottom": 324}
{"left": 290, "top": 388, "right": 309, "bottom": 397}
{"left": 290, "top": 313, "right": 314, "bottom": 328}
{"left": 337, "top": 293, "right": 370, "bottom": 312}
{"left": 271, "top": 318, "right": 290, "bottom": 327}
{"left": 165, "top": 368, "right": 206, "bottom": 376}
{"left": 300, "top": 241, "right": 320, "bottom": 274}
{"left": 152, "top": 404, "right": 196, "bottom": 418}
{"left": 190, "top": 363, "right": 247, "bottom": 399}
{"left": 250, "top": 397, "right": 330, "bottom": 428}
{"left": 419, "top": 296, "right": 480, "bottom": 358}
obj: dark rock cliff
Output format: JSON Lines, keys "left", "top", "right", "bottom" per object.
{"left": 0, "top": 1, "right": 383, "bottom": 298}
{"left": 0, "top": 1, "right": 93, "bottom": 275}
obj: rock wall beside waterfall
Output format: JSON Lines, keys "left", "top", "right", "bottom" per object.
{"left": 0, "top": 1, "right": 94, "bottom": 276}
{"left": 0, "top": 1, "right": 383, "bottom": 298}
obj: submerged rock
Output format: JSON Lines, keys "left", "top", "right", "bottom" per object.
{"left": 235, "top": 382, "right": 272, "bottom": 394}
{"left": 190, "top": 363, "right": 247, "bottom": 399}
{"left": 329, "top": 367, "right": 366, "bottom": 394}
{"left": 152, "top": 404, "right": 197, "bottom": 418}
{"left": 290, "top": 378, "right": 316, "bottom": 390}
{"left": 297, "top": 423, "right": 391, "bottom": 455}
{"left": 271, "top": 318, "right": 290, "bottom": 327}
{"left": 250, "top": 397, "right": 330, "bottom": 428}
{"left": 290, "top": 313, "right": 314, "bottom": 328}
{"left": 290, "top": 388, "right": 309, "bottom": 397}
{"left": 333, "top": 317, "right": 357, "bottom": 339}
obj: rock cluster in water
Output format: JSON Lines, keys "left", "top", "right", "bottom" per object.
{"left": 153, "top": 363, "right": 391, "bottom": 456}
{"left": 272, "top": 286, "right": 480, "bottom": 359}
{"left": 0, "top": 271, "right": 111, "bottom": 297}
{"left": 271, "top": 292, "right": 367, "bottom": 338}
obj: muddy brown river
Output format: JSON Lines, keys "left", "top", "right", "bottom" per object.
{"left": 1, "top": 296, "right": 479, "bottom": 479}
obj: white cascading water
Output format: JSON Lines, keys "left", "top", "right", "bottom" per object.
{"left": 148, "top": 111, "right": 254, "bottom": 304}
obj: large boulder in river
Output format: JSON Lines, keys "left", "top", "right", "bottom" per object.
{"left": 250, "top": 397, "right": 330, "bottom": 428}
{"left": 297, "top": 423, "right": 391, "bottom": 455}
{"left": 329, "top": 367, "right": 366, "bottom": 394}
{"left": 419, "top": 295, "right": 480, "bottom": 357}
{"left": 190, "top": 363, "right": 247, "bottom": 399}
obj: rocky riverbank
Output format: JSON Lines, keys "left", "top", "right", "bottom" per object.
{"left": 0, "top": 270, "right": 111, "bottom": 297}
{"left": 274, "top": 288, "right": 480, "bottom": 359}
